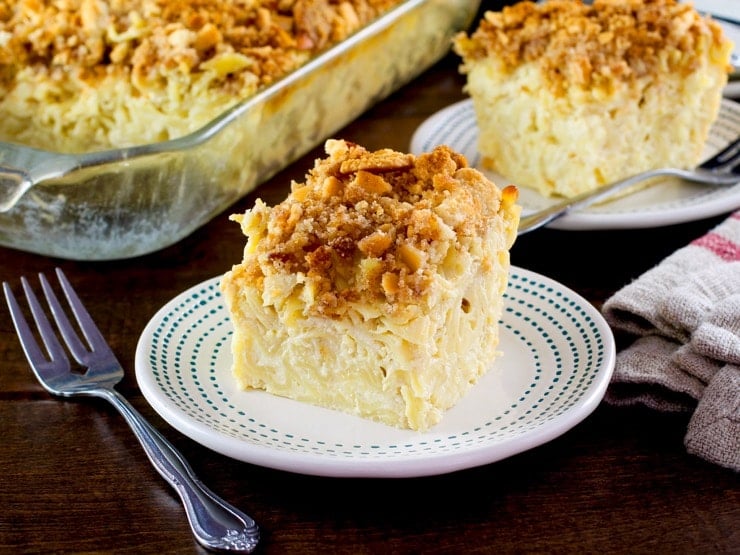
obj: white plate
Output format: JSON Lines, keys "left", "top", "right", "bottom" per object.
{"left": 135, "top": 268, "right": 615, "bottom": 478}
{"left": 410, "top": 99, "right": 740, "bottom": 231}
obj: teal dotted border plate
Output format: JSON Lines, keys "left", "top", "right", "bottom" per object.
{"left": 410, "top": 98, "right": 740, "bottom": 230}
{"left": 135, "top": 267, "right": 615, "bottom": 478}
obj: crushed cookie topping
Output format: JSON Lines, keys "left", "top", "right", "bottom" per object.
{"left": 237, "top": 140, "right": 518, "bottom": 316}
{"left": 453, "top": 0, "right": 732, "bottom": 96}
{"left": 0, "top": 0, "right": 400, "bottom": 90}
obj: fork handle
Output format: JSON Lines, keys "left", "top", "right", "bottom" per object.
{"left": 97, "top": 387, "right": 260, "bottom": 553}
{"left": 517, "top": 162, "right": 740, "bottom": 234}
{"left": 517, "top": 169, "right": 671, "bottom": 235}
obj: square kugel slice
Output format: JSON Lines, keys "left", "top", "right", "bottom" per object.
{"left": 221, "top": 140, "right": 520, "bottom": 431}
{"left": 453, "top": 0, "right": 733, "bottom": 199}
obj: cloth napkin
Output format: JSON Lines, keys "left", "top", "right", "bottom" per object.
{"left": 602, "top": 211, "right": 740, "bottom": 471}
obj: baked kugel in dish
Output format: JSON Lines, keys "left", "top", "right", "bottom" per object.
{"left": 0, "top": 0, "right": 402, "bottom": 152}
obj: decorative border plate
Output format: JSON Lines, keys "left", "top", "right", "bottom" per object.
{"left": 410, "top": 99, "right": 740, "bottom": 231}
{"left": 135, "top": 268, "right": 615, "bottom": 478}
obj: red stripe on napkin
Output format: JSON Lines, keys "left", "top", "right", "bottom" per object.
{"left": 691, "top": 229, "right": 740, "bottom": 262}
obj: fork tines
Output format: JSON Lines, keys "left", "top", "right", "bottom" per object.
{"left": 4, "top": 269, "right": 109, "bottom": 376}
{"left": 3, "top": 273, "right": 70, "bottom": 373}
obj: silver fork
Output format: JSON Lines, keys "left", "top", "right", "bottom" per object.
{"left": 518, "top": 136, "right": 740, "bottom": 234}
{"left": 3, "top": 268, "right": 260, "bottom": 553}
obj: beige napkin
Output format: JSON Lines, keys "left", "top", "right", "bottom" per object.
{"left": 602, "top": 211, "right": 740, "bottom": 471}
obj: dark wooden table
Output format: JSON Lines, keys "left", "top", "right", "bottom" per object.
{"left": 1, "top": 52, "right": 738, "bottom": 554}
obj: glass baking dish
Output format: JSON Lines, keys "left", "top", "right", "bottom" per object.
{"left": 0, "top": 0, "right": 480, "bottom": 260}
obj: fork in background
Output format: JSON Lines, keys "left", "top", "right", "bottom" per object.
{"left": 518, "top": 136, "right": 740, "bottom": 235}
{"left": 3, "top": 268, "right": 260, "bottom": 554}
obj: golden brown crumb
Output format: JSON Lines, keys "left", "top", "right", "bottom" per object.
{"left": 236, "top": 139, "right": 517, "bottom": 316}
{"left": 0, "top": 0, "right": 401, "bottom": 91}
{"left": 453, "top": 0, "right": 732, "bottom": 96}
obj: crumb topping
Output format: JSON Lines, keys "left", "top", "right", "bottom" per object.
{"left": 0, "top": 0, "right": 400, "bottom": 91}
{"left": 235, "top": 139, "right": 519, "bottom": 316}
{"left": 453, "top": 0, "right": 733, "bottom": 96}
